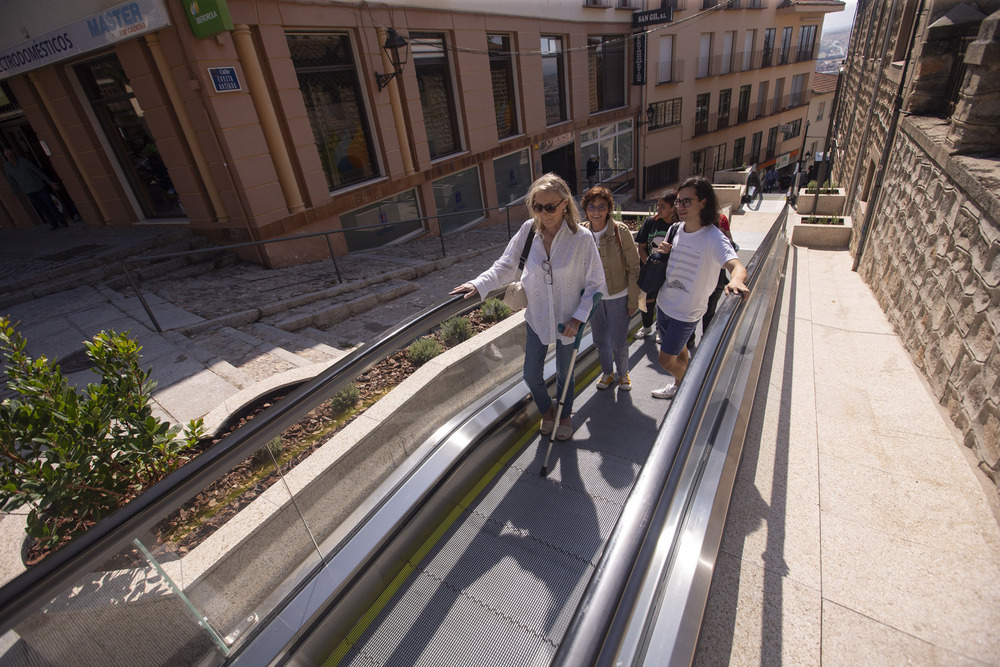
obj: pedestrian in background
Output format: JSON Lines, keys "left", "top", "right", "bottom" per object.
{"left": 4, "top": 148, "right": 67, "bottom": 230}
{"left": 634, "top": 191, "right": 679, "bottom": 343}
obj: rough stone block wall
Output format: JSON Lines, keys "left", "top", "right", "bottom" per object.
{"left": 857, "top": 117, "right": 1000, "bottom": 491}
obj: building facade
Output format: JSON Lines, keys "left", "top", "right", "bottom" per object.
{"left": 831, "top": 0, "right": 1000, "bottom": 490}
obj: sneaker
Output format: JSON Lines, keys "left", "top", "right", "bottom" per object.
{"left": 655, "top": 330, "right": 662, "bottom": 344}
{"left": 618, "top": 373, "right": 632, "bottom": 391}
{"left": 651, "top": 383, "right": 678, "bottom": 399}
{"left": 596, "top": 373, "right": 616, "bottom": 390}
{"left": 634, "top": 326, "right": 653, "bottom": 339}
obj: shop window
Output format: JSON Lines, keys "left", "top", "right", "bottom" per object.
{"left": 433, "top": 166, "right": 484, "bottom": 233}
{"left": 542, "top": 36, "right": 568, "bottom": 125}
{"left": 494, "top": 149, "right": 532, "bottom": 205}
{"left": 413, "top": 33, "right": 461, "bottom": 159}
{"left": 488, "top": 34, "right": 519, "bottom": 139}
{"left": 340, "top": 189, "right": 420, "bottom": 252}
{"left": 287, "top": 32, "right": 379, "bottom": 192}
{"left": 588, "top": 35, "right": 626, "bottom": 113}
{"left": 648, "top": 98, "right": 682, "bottom": 129}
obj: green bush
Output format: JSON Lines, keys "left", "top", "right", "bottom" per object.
{"left": 329, "top": 382, "right": 360, "bottom": 415}
{"left": 801, "top": 215, "right": 845, "bottom": 225}
{"left": 0, "top": 317, "right": 204, "bottom": 551}
{"left": 407, "top": 337, "right": 443, "bottom": 365}
{"left": 440, "top": 316, "right": 474, "bottom": 346}
{"left": 481, "top": 298, "right": 513, "bottom": 323}
{"left": 804, "top": 179, "right": 839, "bottom": 195}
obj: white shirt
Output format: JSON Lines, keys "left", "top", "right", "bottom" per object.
{"left": 472, "top": 219, "right": 607, "bottom": 344}
{"left": 656, "top": 223, "right": 737, "bottom": 322}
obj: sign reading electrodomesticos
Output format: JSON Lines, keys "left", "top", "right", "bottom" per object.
{"left": 184, "top": 0, "right": 234, "bottom": 39}
{"left": 0, "top": 0, "right": 170, "bottom": 80}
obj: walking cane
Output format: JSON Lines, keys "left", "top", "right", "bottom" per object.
{"left": 540, "top": 292, "right": 602, "bottom": 477}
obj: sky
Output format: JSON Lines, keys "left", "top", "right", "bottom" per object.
{"left": 824, "top": 0, "right": 858, "bottom": 31}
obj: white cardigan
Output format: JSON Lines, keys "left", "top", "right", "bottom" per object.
{"left": 472, "top": 219, "right": 606, "bottom": 345}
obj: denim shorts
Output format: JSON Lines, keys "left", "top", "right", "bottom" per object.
{"left": 656, "top": 308, "right": 699, "bottom": 356}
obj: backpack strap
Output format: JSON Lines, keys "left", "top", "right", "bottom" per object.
{"left": 667, "top": 221, "right": 681, "bottom": 245}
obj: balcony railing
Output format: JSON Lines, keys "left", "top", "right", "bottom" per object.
{"left": 655, "top": 58, "right": 685, "bottom": 85}
{"left": 694, "top": 114, "right": 712, "bottom": 136}
{"left": 746, "top": 0, "right": 766, "bottom": 7}
{"left": 794, "top": 44, "right": 819, "bottom": 62}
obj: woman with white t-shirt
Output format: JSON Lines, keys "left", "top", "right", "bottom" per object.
{"left": 651, "top": 176, "right": 750, "bottom": 399}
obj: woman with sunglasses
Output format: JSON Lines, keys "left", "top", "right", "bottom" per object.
{"left": 651, "top": 176, "right": 749, "bottom": 400}
{"left": 451, "top": 173, "right": 605, "bottom": 440}
{"left": 634, "top": 190, "right": 679, "bottom": 342}
{"left": 580, "top": 186, "right": 640, "bottom": 391}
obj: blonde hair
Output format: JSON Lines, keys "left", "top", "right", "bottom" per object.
{"left": 526, "top": 173, "right": 580, "bottom": 233}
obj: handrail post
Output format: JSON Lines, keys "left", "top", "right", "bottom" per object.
{"left": 122, "top": 263, "right": 162, "bottom": 333}
{"left": 324, "top": 233, "right": 343, "bottom": 283}
{"left": 439, "top": 220, "right": 447, "bottom": 258}
{"left": 506, "top": 206, "right": 511, "bottom": 239}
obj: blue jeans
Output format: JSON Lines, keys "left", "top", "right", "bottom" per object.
{"left": 591, "top": 295, "right": 629, "bottom": 376}
{"left": 524, "top": 324, "right": 575, "bottom": 417}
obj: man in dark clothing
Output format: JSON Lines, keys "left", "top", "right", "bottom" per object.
{"left": 586, "top": 154, "right": 599, "bottom": 188}
{"left": 4, "top": 148, "right": 67, "bottom": 230}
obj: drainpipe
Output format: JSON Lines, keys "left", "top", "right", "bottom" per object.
{"left": 377, "top": 27, "right": 415, "bottom": 176}
{"left": 232, "top": 24, "right": 305, "bottom": 214}
{"left": 27, "top": 72, "right": 111, "bottom": 224}
{"left": 145, "top": 32, "right": 229, "bottom": 223}
{"left": 853, "top": 0, "right": 926, "bottom": 271}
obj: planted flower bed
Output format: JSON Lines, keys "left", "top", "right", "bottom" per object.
{"left": 791, "top": 214, "right": 853, "bottom": 248}
{"left": 796, "top": 181, "right": 846, "bottom": 216}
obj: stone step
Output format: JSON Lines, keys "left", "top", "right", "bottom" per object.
{"left": 265, "top": 279, "right": 419, "bottom": 332}
{"left": 180, "top": 326, "right": 316, "bottom": 386}
{"left": 239, "top": 322, "right": 349, "bottom": 365}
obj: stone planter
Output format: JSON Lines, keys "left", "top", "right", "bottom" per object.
{"left": 791, "top": 215, "right": 853, "bottom": 248}
{"left": 795, "top": 188, "right": 846, "bottom": 216}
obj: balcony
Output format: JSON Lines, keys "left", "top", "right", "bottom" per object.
{"left": 583, "top": 0, "right": 611, "bottom": 6}
{"left": 795, "top": 44, "right": 819, "bottom": 62}
{"left": 655, "top": 58, "right": 685, "bottom": 85}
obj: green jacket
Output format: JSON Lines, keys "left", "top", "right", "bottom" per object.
{"left": 583, "top": 219, "right": 641, "bottom": 311}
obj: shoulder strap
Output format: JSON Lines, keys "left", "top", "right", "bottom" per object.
{"left": 612, "top": 221, "right": 623, "bottom": 251}
{"left": 518, "top": 229, "right": 535, "bottom": 271}
{"left": 667, "top": 222, "right": 681, "bottom": 244}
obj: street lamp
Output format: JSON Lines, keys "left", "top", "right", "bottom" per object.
{"left": 375, "top": 29, "right": 409, "bottom": 91}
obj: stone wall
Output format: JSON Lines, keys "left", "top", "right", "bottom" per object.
{"left": 856, "top": 116, "right": 1000, "bottom": 489}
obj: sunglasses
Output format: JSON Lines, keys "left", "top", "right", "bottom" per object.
{"left": 531, "top": 198, "right": 565, "bottom": 214}
{"left": 675, "top": 198, "right": 696, "bottom": 208}
{"left": 542, "top": 259, "right": 553, "bottom": 284}
{"left": 586, "top": 203, "right": 609, "bottom": 212}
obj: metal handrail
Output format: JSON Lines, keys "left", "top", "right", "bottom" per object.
{"left": 0, "top": 290, "right": 486, "bottom": 633}
{"left": 553, "top": 205, "right": 789, "bottom": 665}
{"left": 122, "top": 203, "right": 518, "bottom": 332}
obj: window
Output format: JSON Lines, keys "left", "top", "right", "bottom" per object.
{"left": 733, "top": 137, "right": 745, "bottom": 168}
{"left": 756, "top": 80, "right": 769, "bottom": 118}
{"left": 691, "top": 148, "right": 708, "bottom": 176}
{"left": 412, "top": 33, "right": 461, "bottom": 159}
{"left": 433, "top": 166, "right": 484, "bottom": 233}
{"left": 796, "top": 25, "right": 817, "bottom": 62}
{"left": 789, "top": 73, "right": 807, "bottom": 107}
{"left": 588, "top": 35, "right": 626, "bottom": 112}
{"left": 646, "top": 157, "right": 679, "bottom": 192}
{"left": 742, "top": 30, "right": 755, "bottom": 71}
{"left": 779, "top": 26, "right": 792, "bottom": 65}
{"left": 658, "top": 35, "right": 675, "bottom": 84}
{"left": 698, "top": 33, "right": 712, "bottom": 78}
{"left": 648, "top": 97, "right": 682, "bottom": 129}
{"left": 287, "top": 32, "right": 379, "bottom": 192}
{"left": 694, "top": 92, "right": 711, "bottom": 135}
{"left": 714, "top": 143, "right": 727, "bottom": 173}
{"left": 488, "top": 34, "right": 519, "bottom": 139}
{"left": 737, "top": 84, "right": 752, "bottom": 123}
{"left": 782, "top": 118, "right": 801, "bottom": 140}
{"left": 721, "top": 31, "right": 736, "bottom": 75}
{"left": 718, "top": 88, "right": 732, "bottom": 128}
{"left": 762, "top": 28, "right": 775, "bottom": 67}
{"left": 766, "top": 125, "right": 778, "bottom": 159}
{"left": 816, "top": 101, "right": 826, "bottom": 121}
{"left": 581, "top": 120, "right": 634, "bottom": 182}
{"left": 773, "top": 77, "right": 784, "bottom": 114}
{"left": 494, "top": 149, "right": 532, "bottom": 205}
{"left": 542, "top": 36, "right": 567, "bottom": 125}
{"left": 750, "top": 131, "right": 762, "bottom": 164}
{"left": 341, "top": 189, "right": 419, "bottom": 252}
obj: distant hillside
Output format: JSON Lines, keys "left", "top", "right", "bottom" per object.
{"left": 817, "top": 25, "right": 852, "bottom": 71}
{"left": 822, "top": 26, "right": 852, "bottom": 43}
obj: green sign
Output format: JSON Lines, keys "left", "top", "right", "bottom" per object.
{"left": 183, "top": 0, "right": 233, "bottom": 38}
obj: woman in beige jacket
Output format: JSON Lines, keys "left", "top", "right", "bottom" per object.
{"left": 581, "top": 186, "right": 641, "bottom": 391}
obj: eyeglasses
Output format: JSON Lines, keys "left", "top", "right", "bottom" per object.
{"left": 531, "top": 198, "right": 565, "bottom": 214}
{"left": 586, "top": 203, "right": 608, "bottom": 212}
{"left": 542, "top": 259, "right": 553, "bottom": 285}
{"left": 676, "top": 198, "right": 696, "bottom": 208}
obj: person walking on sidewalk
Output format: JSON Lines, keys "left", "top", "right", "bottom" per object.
{"left": 635, "top": 191, "right": 679, "bottom": 343}
{"left": 4, "top": 148, "right": 66, "bottom": 230}
{"left": 581, "top": 186, "right": 640, "bottom": 392}
{"left": 652, "top": 176, "right": 750, "bottom": 400}
{"left": 451, "top": 173, "right": 605, "bottom": 441}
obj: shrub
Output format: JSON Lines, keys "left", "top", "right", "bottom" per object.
{"left": 329, "top": 382, "right": 360, "bottom": 415}
{"left": 407, "top": 337, "right": 443, "bottom": 365}
{"left": 804, "top": 179, "right": 839, "bottom": 195}
{"left": 0, "top": 317, "right": 204, "bottom": 551}
{"left": 801, "top": 215, "right": 845, "bottom": 225}
{"left": 440, "top": 316, "right": 474, "bottom": 346}
{"left": 481, "top": 298, "right": 513, "bottom": 323}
